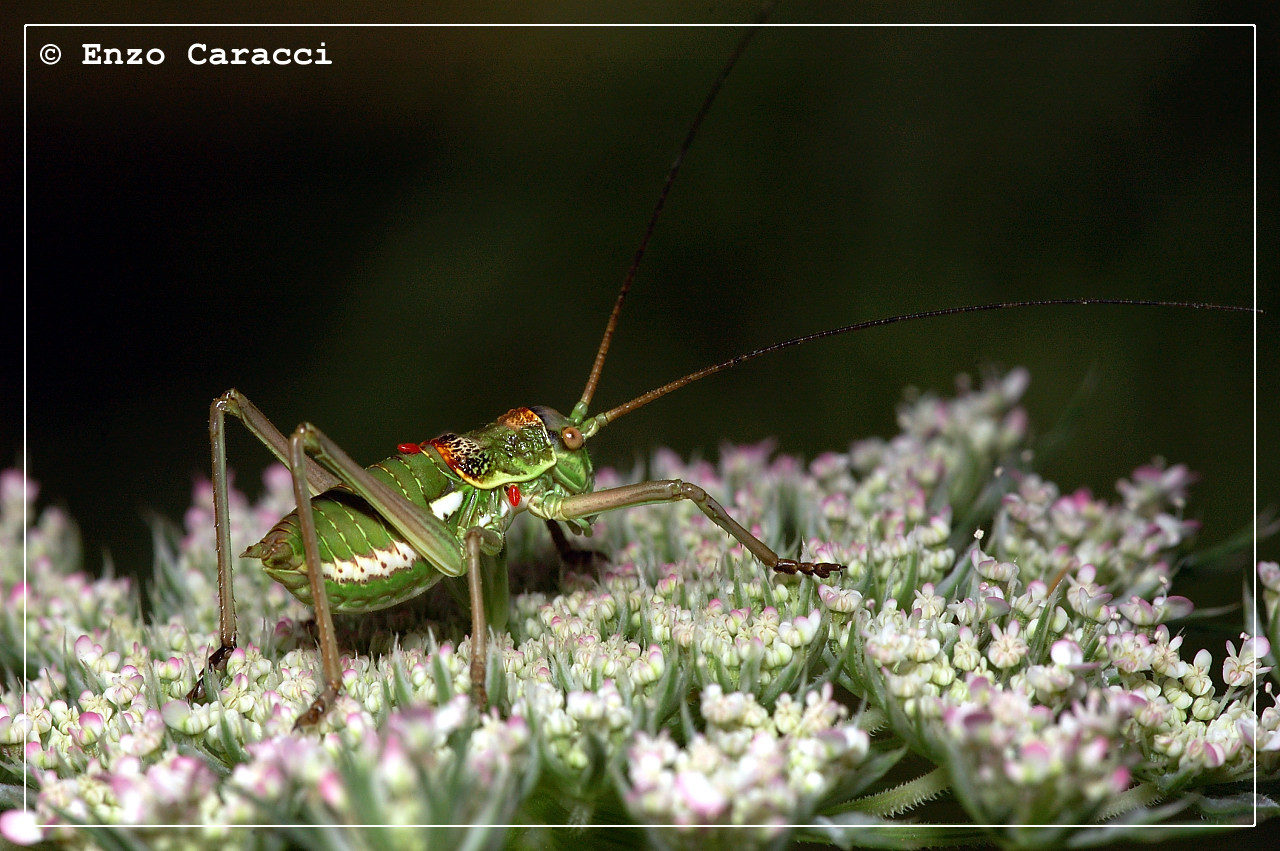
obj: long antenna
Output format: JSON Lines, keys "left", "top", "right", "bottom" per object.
{"left": 574, "top": 4, "right": 776, "bottom": 420}
{"left": 586, "top": 298, "right": 1255, "bottom": 430}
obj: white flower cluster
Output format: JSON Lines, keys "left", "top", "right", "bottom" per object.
{"left": 625, "top": 684, "right": 869, "bottom": 839}
{"left": 937, "top": 677, "right": 1140, "bottom": 824}
{"left": 0, "top": 472, "right": 133, "bottom": 677}
{"left": 0, "top": 371, "right": 1274, "bottom": 846}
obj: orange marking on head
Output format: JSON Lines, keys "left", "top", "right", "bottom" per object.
{"left": 427, "top": 434, "right": 490, "bottom": 485}
{"left": 428, "top": 437, "right": 458, "bottom": 469}
{"left": 498, "top": 407, "right": 541, "bottom": 429}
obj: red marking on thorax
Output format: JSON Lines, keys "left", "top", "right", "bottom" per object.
{"left": 505, "top": 484, "right": 521, "bottom": 506}
{"left": 398, "top": 443, "right": 422, "bottom": 455}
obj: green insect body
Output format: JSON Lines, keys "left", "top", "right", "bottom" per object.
{"left": 244, "top": 406, "right": 594, "bottom": 615}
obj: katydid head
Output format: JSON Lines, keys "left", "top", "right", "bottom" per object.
{"left": 529, "top": 405, "right": 594, "bottom": 495}
{"left": 420, "top": 406, "right": 593, "bottom": 495}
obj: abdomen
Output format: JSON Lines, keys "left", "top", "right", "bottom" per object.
{"left": 245, "top": 453, "right": 458, "bottom": 613}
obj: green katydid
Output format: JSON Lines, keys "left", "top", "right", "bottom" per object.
{"left": 185, "top": 24, "right": 1253, "bottom": 729}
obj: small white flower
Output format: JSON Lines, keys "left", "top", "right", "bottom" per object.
{"left": 818, "top": 584, "right": 863, "bottom": 614}
{"left": 952, "top": 627, "right": 983, "bottom": 672}
{"left": 1183, "top": 649, "right": 1215, "bottom": 697}
{"left": 1259, "top": 561, "right": 1280, "bottom": 593}
{"left": 1106, "top": 632, "right": 1153, "bottom": 674}
{"left": 912, "top": 584, "right": 947, "bottom": 620}
{"left": 1223, "top": 636, "right": 1271, "bottom": 687}
{"left": 987, "top": 621, "right": 1028, "bottom": 670}
{"left": 974, "top": 556, "right": 1018, "bottom": 584}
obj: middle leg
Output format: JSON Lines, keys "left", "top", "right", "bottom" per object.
{"left": 464, "top": 526, "right": 505, "bottom": 708}
{"left": 283, "top": 422, "right": 470, "bottom": 726}
{"left": 545, "top": 519, "right": 608, "bottom": 570}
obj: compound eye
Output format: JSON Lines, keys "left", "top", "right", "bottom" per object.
{"left": 561, "top": 426, "right": 584, "bottom": 450}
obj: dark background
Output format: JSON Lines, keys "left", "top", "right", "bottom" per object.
{"left": 17, "top": 16, "right": 1270, "bottom": 598}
